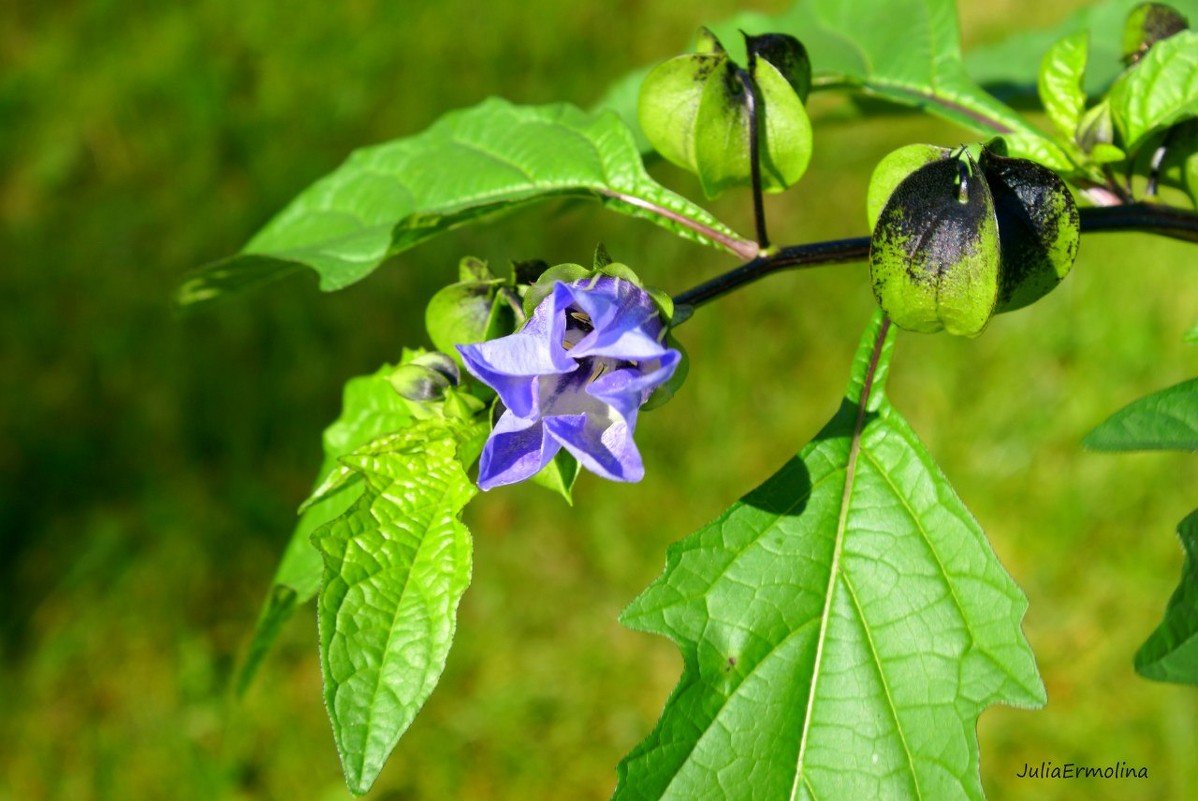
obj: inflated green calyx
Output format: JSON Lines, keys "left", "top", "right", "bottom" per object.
{"left": 869, "top": 150, "right": 1000, "bottom": 337}
{"left": 1123, "top": 3, "right": 1189, "bottom": 65}
{"left": 638, "top": 28, "right": 812, "bottom": 198}
{"left": 980, "top": 150, "right": 1080, "bottom": 312}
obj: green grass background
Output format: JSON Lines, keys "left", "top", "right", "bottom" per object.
{"left": 2, "top": 1, "right": 1196, "bottom": 799}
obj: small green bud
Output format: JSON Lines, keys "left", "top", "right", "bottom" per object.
{"left": 389, "top": 352, "right": 460, "bottom": 402}
{"left": 425, "top": 257, "right": 515, "bottom": 364}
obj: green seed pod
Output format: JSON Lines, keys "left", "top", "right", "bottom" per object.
{"left": 979, "top": 150, "right": 1081, "bottom": 312}
{"left": 745, "top": 33, "right": 812, "bottom": 103}
{"left": 1122, "top": 2, "right": 1189, "bottom": 65}
{"left": 638, "top": 28, "right": 812, "bottom": 198}
{"left": 425, "top": 257, "right": 515, "bottom": 364}
{"left": 869, "top": 150, "right": 1000, "bottom": 337}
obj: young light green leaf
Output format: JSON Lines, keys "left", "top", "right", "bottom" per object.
{"left": 316, "top": 418, "right": 485, "bottom": 795}
{"left": 1038, "top": 31, "right": 1090, "bottom": 140}
{"left": 1136, "top": 509, "right": 1198, "bottom": 684}
{"left": 239, "top": 364, "right": 415, "bottom": 693}
{"left": 1187, "top": 321, "right": 1198, "bottom": 343}
{"left": 1084, "top": 377, "right": 1198, "bottom": 451}
{"left": 1110, "top": 30, "right": 1198, "bottom": 152}
{"left": 180, "top": 99, "right": 752, "bottom": 307}
{"left": 617, "top": 312, "right": 1044, "bottom": 800}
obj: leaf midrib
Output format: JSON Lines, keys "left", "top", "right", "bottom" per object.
{"left": 791, "top": 324, "right": 890, "bottom": 800}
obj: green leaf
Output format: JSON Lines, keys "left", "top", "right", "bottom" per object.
{"left": 777, "top": 0, "right": 1039, "bottom": 137}
{"left": 528, "top": 450, "right": 581, "bottom": 504}
{"left": 238, "top": 364, "right": 415, "bottom": 693}
{"left": 1136, "top": 509, "right": 1198, "bottom": 684}
{"left": 617, "top": 312, "right": 1044, "bottom": 800}
{"left": 315, "top": 418, "right": 485, "bottom": 795}
{"left": 987, "top": 132, "right": 1078, "bottom": 173}
{"left": 179, "top": 99, "right": 751, "bottom": 307}
{"left": 1110, "top": 30, "right": 1198, "bottom": 152}
{"left": 1038, "top": 31, "right": 1090, "bottom": 140}
{"left": 1084, "top": 377, "right": 1198, "bottom": 451}
{"left": 1187, "top": 321, "right": 1198, "bottom": 343}
{"left": 966, "top": 0, "right": 1198, "bottom": 100}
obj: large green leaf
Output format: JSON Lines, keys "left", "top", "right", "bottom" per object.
{"left": 1110, "top": 30, "right": 1198, "bottom": 152}
{"left": 1136, "top": 509, "right": 1198, "bottom": 684}
{"left": 238, "top": 364, "right": 416, "bottom": 693}
{"left": 616, "top": 312, "right": 1044, "bottom": 800}
{"left": 315, "top": 418, "right": 485, "bottom": 795}
{"left": 178, "top": 99, "right": 752, "bottom": 307}
{"left": 775, "top": 0, "right": 1038, "bottom": 136}
{"left": 1084, "top": 377, "right": 1198, "bottom": 451}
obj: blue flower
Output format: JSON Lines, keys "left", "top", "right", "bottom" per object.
{"left": 457, "top": 275, "right": 680, "bottom": 490}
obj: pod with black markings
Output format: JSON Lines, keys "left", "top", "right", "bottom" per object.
{"left": 869, "top": 150, "right": 1000, "bottom": 337}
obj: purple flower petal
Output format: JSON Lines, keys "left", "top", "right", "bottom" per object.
{"left": 544, "top": 413, "right": 644, "bottom": 483}
{"left": 477, "top": 411, "right": 561, "bottom": 490}
{"left": 461, "top": 274, "right": 680, "bottom": 489}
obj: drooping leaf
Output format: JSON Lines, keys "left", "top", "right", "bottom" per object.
{"left": 1136, "top": 509, "right": 1198, "bottom": 684}
{"left": 238, "top": 364, "right": 415, "bottom": 693}
{"left": 1084, "top": 377, "right": 1198, "bottom": 451}
{"left": 315, "top": 417, "right": 486, "bottom": 795}
{"left": 1038, "top": 31, "right": 1090, "bottom": 140}
{"left": 870, "top": 151, "right": 1000, "bottom": 337}
{"left": 617, "top": 311, "right": 1044, "bottom": 800}
{"left": 1109, "top": 30, "right": 1198, "bottom": 152}
{"left": 179, "top": 99, "right": 752, "bottom": 307}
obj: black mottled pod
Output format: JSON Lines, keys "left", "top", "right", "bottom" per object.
{"left": 980, "top": 150, "right": 1081, "bottom": 313}
{"left": 869, "top": 150, "right": 1000, "bottom": 337}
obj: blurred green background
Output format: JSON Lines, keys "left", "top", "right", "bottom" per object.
{"left": 2, "top": 1, "right": 1196, "bottom": 799}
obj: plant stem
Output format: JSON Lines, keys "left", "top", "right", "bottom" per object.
{"left": 672, "top": 203, "right": 1198, "bottom": 315}
{"left": 737, "top": 58, "right": 769, "bottom": 249}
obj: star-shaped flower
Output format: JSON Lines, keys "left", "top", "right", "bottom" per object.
{"left": 458, "top": 275, "right": 680, "bottom": 490}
